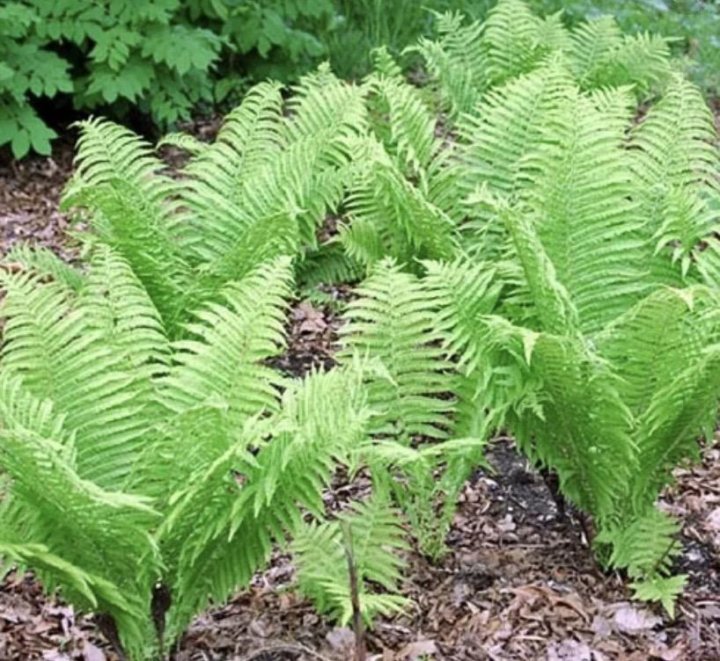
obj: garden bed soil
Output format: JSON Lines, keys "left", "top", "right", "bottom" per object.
{"left": 1, "top": 140, "right": 719, "bottom": 661}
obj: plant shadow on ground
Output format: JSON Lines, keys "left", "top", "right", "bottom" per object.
{"left": 0, "top": 137, "right": 719, "bottom": 661}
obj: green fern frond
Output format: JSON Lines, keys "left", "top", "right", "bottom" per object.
{"left": 370, "top": 45, "right": 403, "bottom": 79}
{"left": 513, "top": 90, "right": 654, "bottom": 331}
{"left": 510, "top": 332, "right": 636, "bottom": 521}
{"left": 0, "top": 271, "right": 145, "bottom": 487}
{"left": 4, "top": 244, "right": 84, "bottom": 291}
{"left": 156, "top": 132, "right": 209, "bottom": 156}
{"left": 339, "top": 260, "right": 456, "bottom": 441}
{"left": 631, "top": 575, "right": 687, "bottom": 618}
{"left": 366, "top": 74, "right": 439, "bottom": 176}
{"left": 160, "top": 257, "right": 293, "bottom": 423}
{"left": 163, "top": 364, "right": 371, "bottom": 639}
{"left": 342, "top": 138, "right": 457, "bottom": 268}
{"left": 605, "top": 508, "right": 682, "bottom": 580}
{"left": 0, "top": 373, "right": 159, "bottom": 654}
{"left": 501, "top": 203, "right": 579, "bottom": 335}
{"left": 174, "top": 82, "right": 286, "bottom": 259}
{"left": 64, "top": 117, "right": 176, "bottom": 209}
{"left": 287, "top": 65, "right": 368, "bottom": 144}
{"left": 453, "top": 62, "right": 574, "bottom": 229}
{"left": 298, "top": 241, "right": 365, "bottom": 289}
{"left": 63, "top": 150, "right": 194, "bottom": 334}
{"left": 584, "top": 32, "right": 672, "bottom": 96}
{"left": 481, "top": 0, "right": 564, "bottom": 86}
{"left": 422, "top": 258, "right": 501, "bottom": 373}
{"left": 630, "top": 76, "right": 719, "bottom": 275}
{"left": 632, "top": 342, "right": 720, "bottom": 509}
{"left": 80, "top": 245, "right": 170, "bottom": 372}
{"left": 413, "top": 13, "right": 487, "bottom": 117}
{"left": 293, "top": 494, "right": 408, "bottom": 626}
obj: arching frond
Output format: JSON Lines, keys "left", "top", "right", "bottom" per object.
{"left": 413, "top": 13, "right": 487, "bottom": 117}
{"left": 162, "top": 364, "right": 371, "bottom": 640}
{"left": 80, "top": 245, "right": 170, "bottom": 372}
{"left": 342, "top": 138, "right": 456, "bottom": 269}
{"left": 173, "top": 82, "right": 286, "bottom": 259}
{"left": 0, "top": 373, "right": 159, "bottom": 655}
{"left": 422, "top": 258, "right": 501, "bottom": 373}
{"left": 64, "top": 117, "right": 176, "bottom": 209}
{"left": 63, "top": 170, "right": 194, "bottom": 334}
{"left": 338, "top": 260, "right": 455, "bottom": 441}
{"left": 569, "top": 16, "right": 623, "bottom": 85}
{"left": 160, "top": 258, "right": 293, "bottom": 425}
{"left": 156, "top": 132, "right": 209, "bottom": 156}
{"left": 4, "top": 244, "right": 84, "bottom": 291}
{"left": 510, "top": 332, "right": 636, "bottom": 522}
{"left": 454, "top": 62, "right": 574, "bottom": 204}
{"left": 0, "top": 262, "right": 164, "bottom": 489}
{"left": 513, "top": 91, "right": 654, "bottom": 331}
{"left": 366, "top": 74, "right": 439, "bottom": 176}
{"left": 583, "top": 32, "right": 672, "bottom": 96}
{"left": 481, "top": 0, "right": 566, "bottom": 86}
{"left": 297, "top": 241, "right": 365, "bottom": 289}
{"left": 630, "top": 76, "right": 720, "bottom": 275}
{"left": 293, "top": 494, "right": 409, "bottom": 626}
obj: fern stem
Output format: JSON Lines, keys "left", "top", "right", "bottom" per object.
{"left": 341, "top": 521, "right": 367, "bottom": 661}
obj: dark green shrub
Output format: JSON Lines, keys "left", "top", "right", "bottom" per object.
{"left": 0, "top": 0, "right": 334, "bottom": 159}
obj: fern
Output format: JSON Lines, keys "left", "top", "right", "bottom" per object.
{"left": 365, "top": 66, "right": 440, "bottom": 177}
{"left": 62, "top": 118, "right": 193, "bottom": 334}
{"left": 3, "top": 244, "right": 84, "bottom": 292}
{"left": 0, "top": 247, "right": 373, "bottom": 658}
{"left": 342, "top": 137, "right": 457, "bottom": 269}
{"left": 339, "top": 260, "right": 456, "bottom": 441}
{"left": 293, "top": 494, "right": 409, "bottom": 625}
{"left": 413, "top": 13, "right": 487, "bottom": 117}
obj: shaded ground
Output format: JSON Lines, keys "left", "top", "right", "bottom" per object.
{"left": 1, "top": 144, "right": 720, "bottom": 661}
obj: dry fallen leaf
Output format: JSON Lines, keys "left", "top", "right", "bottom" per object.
{"left": 396, "top": 639, "right": 437, "bottom": 660}
{"left": 326, "top": 626, "right": 355, "bottom": 651}
{"left": 613, "top": 605, "right": 661, "bottom": 634}
{"left": 82, "top": 642, "right": 107, "bottom": 661}
{"left": 546, "top": 639, "right": 593, "bottom": 661}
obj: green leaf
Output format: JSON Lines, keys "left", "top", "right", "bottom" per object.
{"left": 11, "top": 129, "right": 30, "bottom": 158}
{"left": 631, "top": 575, "right": 687, "bottom": 618}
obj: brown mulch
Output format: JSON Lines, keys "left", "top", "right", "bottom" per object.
{"left": 0, "top": 140, "right": 78, "bottom": 263}
{"left": 1, "top": 143, "right": 720, "bottom": 661}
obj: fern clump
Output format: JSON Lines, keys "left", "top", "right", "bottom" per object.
{"left": 333, "top": 0, "right": 720, "bottom": 612}
{"left": 4, "top": 0, "right": 719, "bottom": 643}
{"left": 381, "top": 0, "right": 719, "bottom": 614}
{"left": 0, "top": 247, "right": 379, "bottom": 658}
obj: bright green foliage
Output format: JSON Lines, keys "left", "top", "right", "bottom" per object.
{"left": 339, "top": 261, "right": 456, "bottom": 441}
{"left": 4, "top": 0, "right": 720, "bottom": 636}
{"left": 334, "top": 0, "right": 720, "bottom": 609}
{"left": 389, "top": 0, "right": 719, "bottom": 612}
{"left": 416, "top": 2, "right": 672, "bottom": 118}
{"left": 293, "top": 494, "right": 409, "bottom": 624}
{"left": 538, "top": 0, "right": 720, "bottom": 93}
{"left": 338, "top": 260, "right": 494, "bottom": 558}
{"left": 0, "top": 247, "right": 376, "bottom": 657}
{"left": 339, "top": 56, "right": 458, "bottom": 269}
{"left": 61, "top": 69, "right": 367, "bottom": 332}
